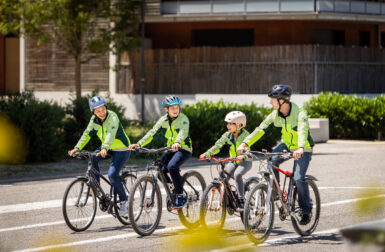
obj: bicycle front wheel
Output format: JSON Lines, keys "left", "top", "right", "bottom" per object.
{"left": 114, "top": 173, "right": 137, "bottom": 225}
{"left": 243, "top": 183, "right": 275, "bottom": 244}
{"left": 200, "top": 183, "right": 227, "bottom": 229}
{"left": 62, "top": 178, "right": 97, "bottom": 232}
{"left": 178, "top": 170, "right": 206, "bottom": 229}
{"left": 291, "top": 178, "right": 321, "bottom": 236}
{"left": 128, "top": 175, "right": 162, "bottom": 236}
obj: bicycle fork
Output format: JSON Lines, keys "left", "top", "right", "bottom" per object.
{"left": 208, "top": 181, "right": 225, "bottom": 212}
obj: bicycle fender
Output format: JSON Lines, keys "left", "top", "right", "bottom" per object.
{"left": 75, "top": 176, "right": 88, "bottom": 181}
{"left": 244, "top": 176, "right": 260, "bottom": 191}
{"left": 305, "top": 174, "right": 318, "bottom": 181}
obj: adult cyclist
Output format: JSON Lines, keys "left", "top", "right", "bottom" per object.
{"left": 128, "top": 95, "right": 192, "bottom": 209}
{"left": 237, "top": 84, "right": 314, "bottom": 225}
{"left": 68, "top": 96, "right": 131, "bottom": 216}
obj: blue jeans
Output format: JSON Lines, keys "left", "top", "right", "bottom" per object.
{"left": 91, "top": 149, "right": 131, "bottom": 201}
{"left": 270, "top": 142, "right": 313, "bottom": 215}
{"left": 160, "top": 149, "right": 192, "bottom": 195}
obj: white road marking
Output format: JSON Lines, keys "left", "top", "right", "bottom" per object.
{"left": 7, "top": 194, "right": 385, "bottom": 251}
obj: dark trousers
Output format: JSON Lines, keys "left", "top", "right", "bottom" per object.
{"left": 270, "top": 142, "right": 313, "bottom": 215}
{"left": 160, "top": 149, "right": 192, "bottom": 195}
{"left": 91, "top": 149, "right": 131, "bottom": 201}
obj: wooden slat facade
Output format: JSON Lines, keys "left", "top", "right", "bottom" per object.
{"left": 117, "top": 45, "right": 385, "bottom": 94}
{"left": 25, "top": 38, "right": 109, "bottom": 92}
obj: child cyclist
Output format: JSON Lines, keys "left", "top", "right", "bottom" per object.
{"left": 237, "top": 84, "right": 314, "bottom": 225}
{"left": 199, "top": 111, "right": 252, "bottom": 212}
{"left": 68, "top": 96, "right": 131, "bottom": 216}
{"left": 128, "top": 95, "right": 192, "bottom": 209}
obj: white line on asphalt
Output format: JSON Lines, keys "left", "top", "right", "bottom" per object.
{"left": 0, "top": 185, "right": 380, "bottom": 215}
{"left": 8, "top": 194, "right": 385, "bottom": 251}
{"left": 0, "top": 185, "right": 203, "bottom": 215}
{"left": 318, "top": 186, "right": 385, "bottom": 190}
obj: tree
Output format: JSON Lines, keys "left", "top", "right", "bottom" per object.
{"left": 0, "top": 0, "right": 141, "bottom": 98}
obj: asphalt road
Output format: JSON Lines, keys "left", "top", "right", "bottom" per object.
{"left": 1, "top": 140, "right": 385, "bottom": 252}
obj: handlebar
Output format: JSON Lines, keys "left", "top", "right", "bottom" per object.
{"left": 199, "top": 156, "right": 239, "bottom": 163}
{"left": 245, "top": 150, "right": 293, "bottom": 159}
{"left": 133, "top": 147, "right": 172, "bottom": 154}
{"left": 69, "top": 150, "right": 113, "bottom": 159}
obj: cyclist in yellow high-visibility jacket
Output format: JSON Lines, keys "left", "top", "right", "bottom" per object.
{"left": 238, "top": 84, "right": 314, "bottom": 225}
{"left": 129, "top": 95, "right": 192, "bottom": 210}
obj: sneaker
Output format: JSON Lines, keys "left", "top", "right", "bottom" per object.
{"left": 299, "top": 213, "right": 312, "bottom": 225}
{"left": 172, "top": 194, "right": 186, "bottom": 210}
{"left": 119, "top": 200, "right": 128, "bottom": 216}
{"left": 236, "top": 199, "right": 245, "bottom": 213}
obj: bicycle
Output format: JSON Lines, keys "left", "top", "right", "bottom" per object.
{"left": 199, "top": 156, "right": 260, "bottom": 229}
{"left": 243, "top": 150, "right": 321, "bottom": 244}
{"left": 128, "top": 147, "right": 206, "bottom": 236}
{"left": 62, "top": 150, "right": 137, "bottom": 232}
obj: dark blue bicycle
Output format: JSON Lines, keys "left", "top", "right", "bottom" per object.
{"left": 62, "top": 150, "right": 137, "bottom": 232}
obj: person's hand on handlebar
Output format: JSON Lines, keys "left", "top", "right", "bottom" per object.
{"left": 68, "top": 148, "right": 79, "bottom": 157}
{"left": 293, "top": 147, "right": 304, "bottom": 160}
{"left": 128, "top": 144, "right": 140, "bottom": 150}
{"left": 237, "top": 143, "right": 248, "bottom": 154}
{"left": 172, "top": 143, "right": 181, "bottom": 152}
{"left": 96, "top": 149, "right": 108, "bottom": 158}
{"left": 199, "top": 154, "right": 206, "bottom": 159}
{"left": 236, "top": 155, "right": 245, "bottom": 162}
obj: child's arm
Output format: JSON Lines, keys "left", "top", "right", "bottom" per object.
{"left": 75, "top": 116, "right": 97, "bottom": 150}
{"left": 203, "top": 132, "right": 229, "bottom": 157}
{"left": 175, "top": 116, "right": 190, "bottom": 145}
{"left": 137, "top": 116, "right": 165, "bottom": 147}
{"left": 101, "top": 113, "right": 120, "bottom": 151}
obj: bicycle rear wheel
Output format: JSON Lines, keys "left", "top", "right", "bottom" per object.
{"left": 62, "top": 178, "right": 97, "bottom": 232}
{"left": 178, "top": 170, "right": 206, "bottom": 229}
{"left": 291, "top": 178, "right": 321, "bottom": 236}
{"left": 243, "top": 183, "right": 275, "bottom": 244}
{"left": 114, "top": 173, "right": 137, "bottom": 225}
{"left": 200, "top": 183, "right": 227, "bottom": 229}
{"left": 128, "top": 175, "right": 162, "bottom": 236}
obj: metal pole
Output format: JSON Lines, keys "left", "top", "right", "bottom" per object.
{"left": 140, "top": 0, "right": 145, "bottom": 124}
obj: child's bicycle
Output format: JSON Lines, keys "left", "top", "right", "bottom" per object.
{"left": 62, "top": 150, "right": 137, "bottom": 232}
{"left": 243, "top": 150, "right": 321, "bottom": 244}
{"left": 199, "top": 156, "right": 259, "bottom": 229}
{"left": 128, "top": 147, "right": 206, "bottom": 236}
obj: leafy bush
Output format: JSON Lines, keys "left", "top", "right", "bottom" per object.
{"left": 0, "top": 91, "right": 66, "bottom": 162}
{"left": 63, "top": 91, "right": 129, "bottom": 151}
{"left": 304, "top": 92, "right": 385, "bottom": 139}
{"left": 182, "top": 100, "right": 280, "bottom": 156}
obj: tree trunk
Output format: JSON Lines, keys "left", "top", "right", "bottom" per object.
{"left": 75, "top": 54, "right": 82, "bottom": 98}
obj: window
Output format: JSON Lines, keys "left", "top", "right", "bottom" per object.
{"left": 359, "top": 31, "right": 371, "bottom": 47}
{"left": 312, "top": 29, "right": 345, "bottom": 46}
{"left": 193, "top": 29, "right": 254, "bottom": 47}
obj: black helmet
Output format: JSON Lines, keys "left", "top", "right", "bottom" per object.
{"left": 268, "top": 84, "right": 292, "bottom": 102}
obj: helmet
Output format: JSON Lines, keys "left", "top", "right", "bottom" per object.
{"left": 224, "top": 111, "right": 247, "bottom": 128}
{"left": 161, "top": 95, "right": 182, "bottom": 107}
{"left": 268, "top": 84, "right": 292, "bottom": 102}
{"left": 89, "top": 96, "right": 107, "bottom": 112}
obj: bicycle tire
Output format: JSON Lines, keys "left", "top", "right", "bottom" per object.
{"left": 243, "top": 183, "right": 275, "bottom": 244}
{"left": 291, "top": 178, "right": 321, "bottom": 236}
{"left": 128, "top": 175, "right": 162, "bottom": 236}
{"left": 200, "top": 183, "right": 227, "bottom": 229}
{"left": 178, "top": 170, "right": 206, "bottom": 229}
{"left": 114, "top": 173, "right": 137, "bottom": 225}
{"left": 240, "top": 178, "right": 260, "bottom": 224}
{"left": 62, "top": 178, "right": 97, "bottom": 232}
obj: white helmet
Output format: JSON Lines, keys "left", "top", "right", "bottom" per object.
{"left": 224, "top": 111, "right": 247, "bottom": 128}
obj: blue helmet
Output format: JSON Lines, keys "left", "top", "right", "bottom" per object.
{"left": 161, "top": 95, "right": 182, "bottom": 107}
{"left": 89, "top": 96, "right": 107, "bottom": 112}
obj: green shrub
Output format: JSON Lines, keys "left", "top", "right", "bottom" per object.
{"left": 304, "top": 92, "right": 385, "bottom": 139}
{"left": 63, "top": 91, "right": 129, "bottom": 151}
{"left": 0, "top": 91, "right": 66, "bottom": 162}
{"left": 182, "top": 100, "right": 280, "bottom": 156}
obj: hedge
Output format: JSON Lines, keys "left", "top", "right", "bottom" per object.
{"left": 304, "top": 92, "right": 385, "bottom": 139}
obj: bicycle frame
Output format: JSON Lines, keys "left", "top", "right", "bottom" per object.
{"left": 201, "top": 157, "right": 240, "bottom": 213}
{"left": 137, "top": 147, "right": 201, "bottom": 211}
